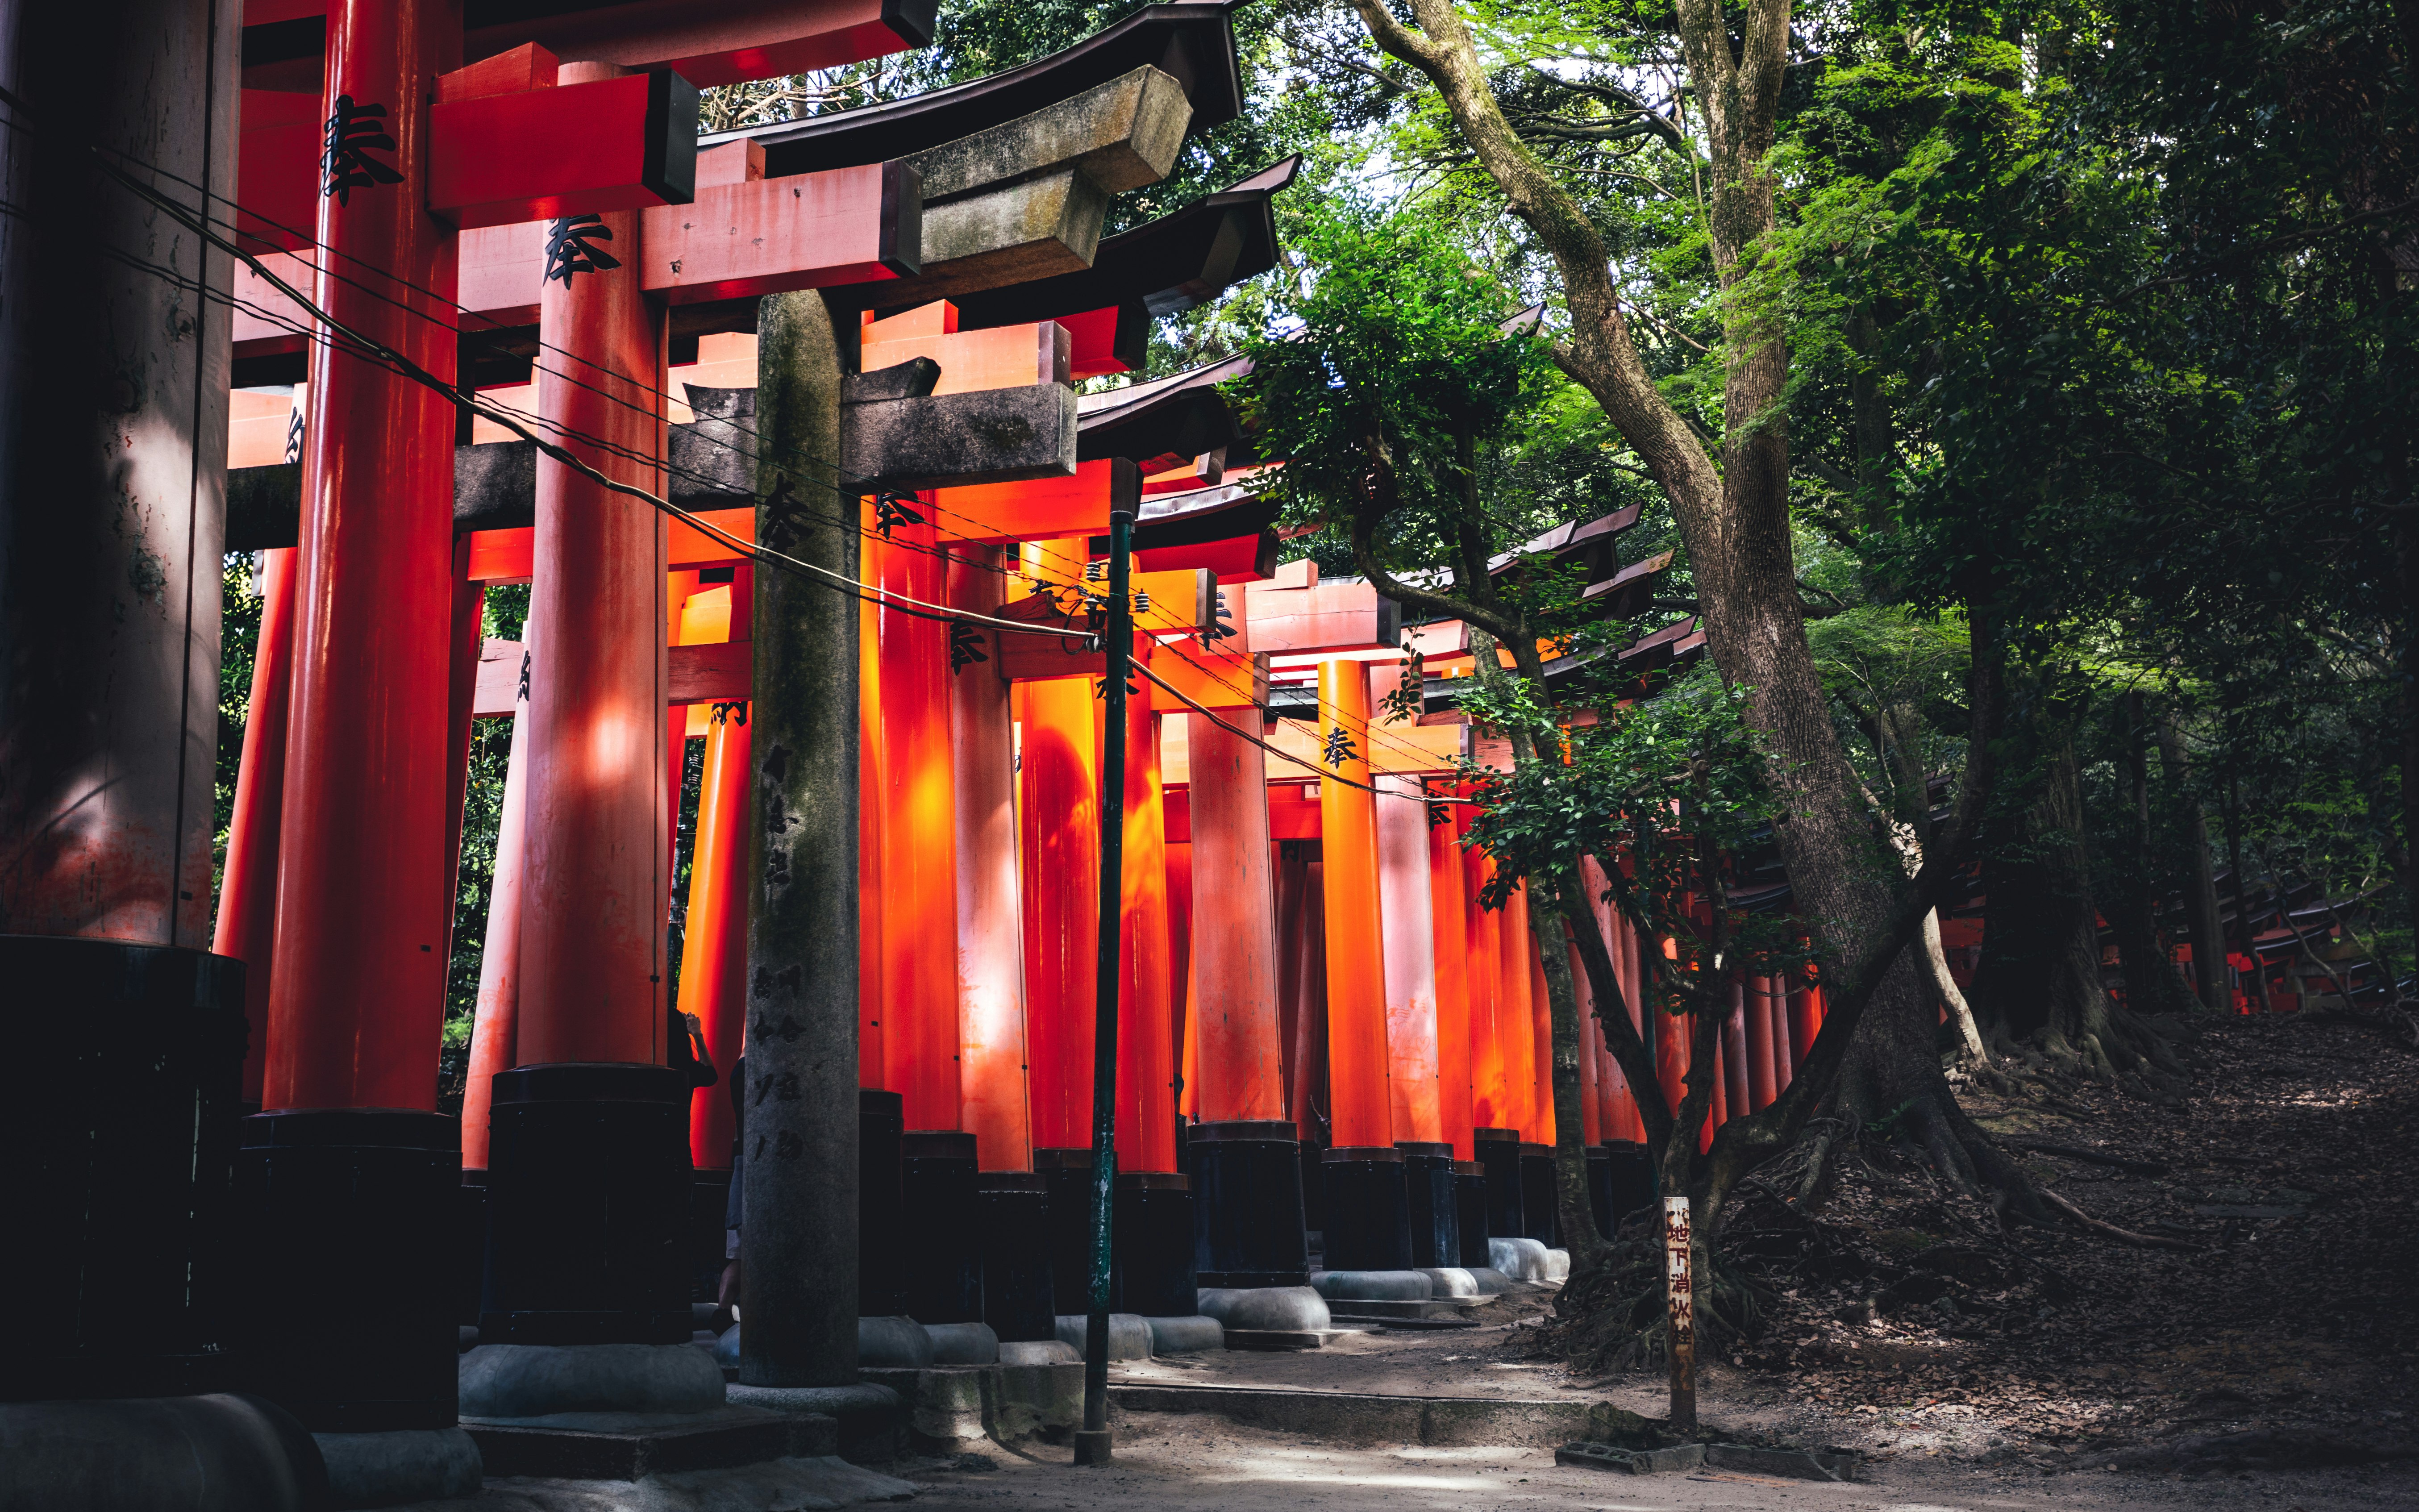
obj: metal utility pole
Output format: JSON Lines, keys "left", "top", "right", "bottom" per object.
{"left": 1075, "top": 507, "right": 1135, "bottom": 1466}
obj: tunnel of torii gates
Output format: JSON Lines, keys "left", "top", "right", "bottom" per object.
{"left": 0, "top": 0, "right": 1839, "bottom": 1480}
{"left": 224, "top": 287, "right": 1840, "bottom": 1346}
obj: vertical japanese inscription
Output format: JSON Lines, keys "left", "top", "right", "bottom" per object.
{"left": 544, "top": 214, "right": 623, "bottom": 283}
{"left": 321, "top": 96, "right": 403, "bottom": 204}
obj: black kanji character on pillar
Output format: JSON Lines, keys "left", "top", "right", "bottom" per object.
{"left": 759, "top": 476, "right": 805, "bottom": 554}
{"left": 872, "top": 493, "right": 923, "bottom": 539}
{"left": 948, "top": 619, "right": 989, "bottom": 674}
{"left": 321, "top": 96, "right": 403, "bottom": 204}
{"left": 1323, "top": 726, "right": 1359, "bottom": 769}
{"left": 544, "top": 214, "right": 622, "bottom": 283}
{"left": 282, "top": 407, "right": 304, "bottom": 465}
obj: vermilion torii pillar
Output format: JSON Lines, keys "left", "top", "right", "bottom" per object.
{"left": 870, "top": 509, "right": 978, "bottom": 1326}
{"left": 1315, "top": 658, "right": 1411, "bottom": 1275}
{"left": 680, "top": 699, "right": 751, "bottom": 1167}
{"left": 1427, "top": 784, "right": 1487, "bottom": 1267}
{"left": 1019, "top": 668, "right": 1103, "bottom": 1315}
{"left": 1376, "top": 771, "right": 1455, "bottom": 1269}
{"left": 243, "top": 0, "right": 477, "bottom": 1437}
{"left": 214, "top": 548, "right": 300, "bottom": 1108}
{"left": 949, "top": 544, "right": 1056, "bottom": 1345}
{"left": 1185, "top": 709, "right": 1310, "bottom": 1289}
{"left": 1111, "top": 686, "right": 1193, "bottom": 1317}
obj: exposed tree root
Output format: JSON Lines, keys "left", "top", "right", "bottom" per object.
{"left": 1545, "top": 1233, "right": 1767, "bottom": 1374}
{"left": 2035, "top": 1186, "right": 2202, "bottom": 1251}
{"left": 1999, "top": 1137, "right": 2169, "bottom": 1175}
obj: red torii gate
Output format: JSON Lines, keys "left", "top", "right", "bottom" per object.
{"left": 230, "top": 0, "right": 934, "bottom": 1441}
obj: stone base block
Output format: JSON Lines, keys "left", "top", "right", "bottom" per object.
{"left": 1542, "top": 1247, "right": 1571, "bottom": 1281}
{"left": 924, "top": 1321, "right": 1000, "bottom": 1364}
{"left": 458, "top": 1342, "right": 724, "bottom": 1419}
{"left": 1219, "top": 1328, "right": 1359, "bottom": 1351}
{"left": 0, "top": 1395, "right": 328, "bottom": 1511}
{"left": 997, "top": 1340, "right": 1080, "bottom": 1366}
{"left": 1053, "top": 1312, "right": 1151, "bottom": 1361}
{"left": 1321, "top": 1298, "right": 1479, "bottom": 1322}
{"left": 1556, "top": 1440, "right": 1705, "bottom": 1475}
{"left": 1415, "top": 1267, "right": 1481, "bottom": 1297}
{"left": 1310, "top": 1269, "right": 1432, "bottom": 1302}
{"left": 314, "top": 1427, "right": 480, "bottom": 1508}
{"left": 859, "top": 1362, "right": 1083, "bottom": 1451}
{"left": 1195, "top": 1285, "right": 1332, "bottom": 1332}
{"left": 1487, "top": 1237, "right": 1553, "bottom": 1281}
{"left": 1707, "top": 1443, "right": 1862, "bottom": 1481}
{"left": 461, "top": 1405, "right": 810, "bottom": 1479}
{"left": 1144, "top": 1316, "right": 1224, "bottom": 1354}
{"left": 723, "top": 1383, "right": 900, "bottom": 1466}
{"left": 859, "top": 1315, "right": 937, "bottom": 1367}
{"left": 1464, "top": 1266, "right": 1513, "bottom": 1294}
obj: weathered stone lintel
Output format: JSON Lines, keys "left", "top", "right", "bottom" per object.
{"left": 842, "top": 384, "right": 1078, "bottom": 493}
{"left": 907, "top": 66, "right": 1191, "bottom": 203}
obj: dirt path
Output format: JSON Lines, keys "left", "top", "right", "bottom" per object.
{"left": 904, "top": 1412, "right": 2412, "bottom": 1510}
{"left": 1082, "top": 1013, "right": 2419, "bottom": 1506}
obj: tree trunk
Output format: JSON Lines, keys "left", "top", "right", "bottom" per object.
{"left": 1926, "top": 909, "right": 1988, "bottom": 1064}
{"left": 2225, "top": 762, "right": 2274, "bottom": 1012}
{"left": 1973, "top": 737, "right": 2116, "bottom": 1063}
{"left": 2157, "top": 712, "right": 2230, "bottom": 1012}
{"left": 1533, "top": 892, "right": 1607, "bottom": 1266}
{"left": 2112, "top": 691, "right": 2183, "bottom": 1018}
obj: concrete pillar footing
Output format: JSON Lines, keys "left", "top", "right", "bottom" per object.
{"left": 1487, "top": 1237, "right": 1554, "bottom": 1282}
{"left": 313, "top": 1428, "right": 482, "bottom": 1508}
{"left": 1415, "top": 1266, "right": 1481, "bottom": 1297}
{"left": 457, "top": 1342, "right": 724, "bottom": 1419}
{"left": 1309, "top": 1269, "right": 1432, "bottom": 1302}
{"left": 1053, "top": 1313, "right": 1151, "bottom": 1360}
{"left": 1143, "top": 1316, "right": 1226, "bottom": 1353}
{"left": 1195, "top": 1285, "right": 1334, "bottom": 1332}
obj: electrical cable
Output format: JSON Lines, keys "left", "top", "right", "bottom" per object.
{"left": 98, "top": 154, "right": 1095, "bottom": 642}
{"left": 86, "top": 137, "right": 1500, "bottom": 769}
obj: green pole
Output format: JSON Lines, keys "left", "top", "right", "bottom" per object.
{"left": 1074, "top": 507, "right": 1134, "bottom": 1466}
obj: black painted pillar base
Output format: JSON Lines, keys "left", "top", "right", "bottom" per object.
{"left": 1113, "top": 1173, "right": 1197, "bottom": 1317}
{"left": 1603, "top": 1139, "right": 1655, "bottom": 1237}
{"left": 1473, "top": 1127, "right": 1524, "bottom": 1238}
{"left": 1453, "top": 1161, "right": 1490, "bottom": 1271}
{"left": 1319, "top": 1147, "right": 1412, "bottom": 1272}
{"left": 1586, "top": 1146, "right": 1613, "bottom": 1241}
{"left": 859, "top": 1089, "right": 906, "bottom": 1316}
{"left": 1397, "top": 1141, "right": 1458, "bottom": 1268}
{"left": 1034, "top": 1148, "right": 1095, "bottom": 1316}
{"left": 689, "top": 1169, "right": 733, "bottom": 1304}
{"left": 237, "top": 1108, "right": 462, "bottom": 1429}
{"left": 1297, "top": 1133, "right": 1327, "bottom": 1236}
{"left": 976, "top": 1174, "right": 1056, "bottom": 1342}
{"left": 899, "top": 1131, "right": 982, "bottom": 1325}
{"left": 480, "top": 1063, "right": 689, "bottom": 1346}
{"left": 457, "top": 1170, "right": 490, "bottom": 1325}
{"left": 1188, "top": 1120, "right": 1309, "bottom": 1288}
{"left": 1518, "top": 1143, "right": 1561, "bottom": 1248}
{"left": 7, "top": 936, "right": 246, "bottom": 1403}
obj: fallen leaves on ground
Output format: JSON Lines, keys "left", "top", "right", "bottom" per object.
{"left": 1562, "top": 1014, "right": 2419, "bottom": 1477}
